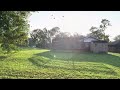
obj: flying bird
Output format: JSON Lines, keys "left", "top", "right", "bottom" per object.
{"left": 50, "top": 15, "right": 55, "bottom": 19}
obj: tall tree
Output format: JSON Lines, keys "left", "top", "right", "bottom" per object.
{"left": 89, "top": 19, "right": 111, "bottom": 41}
{"left": 49, "top": 27, "right": 60, "bottom": 47}
{"left": 53, "top": 32, "right": 70, "bottom": 40}
{"left": 30, "top": 29, "right": 43, "bottom": 47}
{"left": 114, "top": 35, "right": 120, "bottom": 41}
{"left": 0, "top": 11, "right": 32, "bottom": 53}
{"left": 30, "top": 27, "right": 60, "bottom": 48}
{"left": 73, "top": 32, "right": 85, "bottom": 40}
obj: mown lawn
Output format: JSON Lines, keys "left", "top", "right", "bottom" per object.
{"left": 0, "top": 48, "right": 120, "bottom": 79}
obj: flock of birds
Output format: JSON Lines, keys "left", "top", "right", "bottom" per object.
{"left": 36, "top": 11, "right": 64, "bottom": 19}
{"left": 51, "top": 14, "right": 64, "bottom": 19}
{"left": 30, "top": 13, "right": 64, "bottom": 28}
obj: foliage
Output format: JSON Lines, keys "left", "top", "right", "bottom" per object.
{"left": 53, "top": 32, "right": 71, "bottom": 39}
{"left": 114, "top": 35, "right": 120, "bottom": 41}
{"left": 72, "top": 32, "right": 85, "bottom": 39}
{"left": 0, "top": 11, "right": 32, "bottom": 53}
{"left": 89, "top": 19, "right": 111, "bottom": 42}
{"left": 53, "top": 32, "right": 85, "bottom": 42}
{"left": 30, "top": 27, "right": 60, "bottom": 48}
{"left": 0, "top": 48, "right": 120, "bottom": 78}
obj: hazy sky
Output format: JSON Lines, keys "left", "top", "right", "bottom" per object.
{"left": 28, "top": 11, "right": 120, "bottom": 41}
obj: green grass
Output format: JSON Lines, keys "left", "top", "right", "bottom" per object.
{"left": 0, "top": 47, "right": 120, "bottom": 79}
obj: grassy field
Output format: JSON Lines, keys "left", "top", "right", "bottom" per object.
{"left": 0, "top": 48, "right": 120, "bottom": 79}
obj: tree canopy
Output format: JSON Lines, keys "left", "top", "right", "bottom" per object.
{"left": 89, "top": 19, "right": 111, "bottom": 42}
{"left": 114, "top": 35, "right": 120, "bottom": 41}
{"left": 30, "top": 27, "right": 60, "bottom": 48}
{"left": 0, "top": 11, "right": 32, "bottom": 53}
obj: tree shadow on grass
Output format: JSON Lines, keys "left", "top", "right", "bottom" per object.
{"left": 28, "top": 50, "right": 120, "bottom": 76}
{"left": 32, "top": 50, "right": 120, "bottom": 68}
{"left": 0, "top": 56, "right": 8, "bottom": 61}
{"left": 28, "top": 56, "right": 117, "bottom": 75}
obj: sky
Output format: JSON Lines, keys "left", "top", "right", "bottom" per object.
{"left": 28, "top": 11, "right": 120, "bottom": 41}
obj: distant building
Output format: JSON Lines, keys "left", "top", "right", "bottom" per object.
{"left": 90, "top": 41, "right": 108, "bottom": 53}
{"left": 108, "top": 40, "right": 120, "bottom": 53}
{"left": 84, "top": 36, "right": 98, "bottom": 42}
{"left": 83, "top": 36, "right": 98, "bottom": 51}
{"left": 52, "top": 36, "right": 108, "bottom": 53}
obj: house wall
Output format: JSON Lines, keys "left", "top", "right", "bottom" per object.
{"left": 52, "top": 38, "right": 85, "bottom": 50}
{"left": 108, "top": 46, "right": 120, "bottom": 53}
{"left": 108, "top": 46, "right": 116, "bottom": 52}
{"left": 90, "top": 42, "right": 108, "bottom": 53}
{"left": 84, "top": 42, "right": 90, "bottom": 51}
{"left": 52, "top": 38, "right": 108, "bottom": 53}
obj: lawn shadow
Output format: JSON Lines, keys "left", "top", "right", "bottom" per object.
{"left": 0, "top": 56, "right": 8, "bottom": 61}
{"left": 32, "top": 50, "right": 120, "bottom": 68}
{"left": 28, "top": 50, "right": 120, "bottom": 76}
{"left": 28, "top": 56, "right": 117, "bottom": 75}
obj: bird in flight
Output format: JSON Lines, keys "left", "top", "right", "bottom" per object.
{"left": 51, "top": 14, "right": 55, "bottom": 19}
{"left": 50, "top": 14, "right": 64, "bottom": 20}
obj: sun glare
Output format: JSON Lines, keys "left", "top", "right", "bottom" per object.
{"left": 29, "top": 11, "right": 120, "bottom": 41}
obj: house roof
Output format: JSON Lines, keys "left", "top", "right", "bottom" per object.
{"left": 109, "top": 40, "right": 120, "bottom": 46}
{"left": 84, "top": 36, "right": 98, "bottom": 39}
{"left": 92, "top": 40, "right": 108, "bottom": 43}
{"left": 83, "top": 36, "right": 98, "bottom": 42}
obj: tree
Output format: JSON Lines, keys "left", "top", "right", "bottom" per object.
{"left": 49, "top": 27, "right": 60, "bottom": 37}
{"left": 30, "top": 29, "right": 43, "bottom": 47}
{"left": 30, "top": 29, "right": 47, "bottom": 48}
{"left": 114, "top": 35, "right": 120, "bottom": 41}
{"left": 0, "top": 11, "right": 32, "bottom": 53}
{"left": 89, "top": 26, "right": 104, "bottom": 40}
{"left": 30, "top": 27, "right": 60, "bottom": 48}
{"left": 89, "top": 19, "right": 111, "bottom": 42}
{"left": 100, "top": 19, "right": 111, "bottom": 41}
{"left": 53, "top": 32, "right": 71, "bottom": 41}
{"left": 72, "top": 32, "right": 85, "bottom": 40}
{"left": 49, "top": 27, "right": 60, "bottom": 46}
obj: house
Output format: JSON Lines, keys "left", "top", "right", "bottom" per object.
{"left": 90, "top": 41, "right": 108, "bottom": 53}
{"left": 108, "top": 40, "right": 120, "bottom": 53}
{"left": 83, "top": 36, "right": 98, "bottom": 51}
{"left": 84, "top": 36, "right": 98, "bottom": 42}
{"left": 52, "top": 36, "right": 108, "bottom": 53}
{"left": 52, "top": 38, "right": 83, "bottom": 50}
